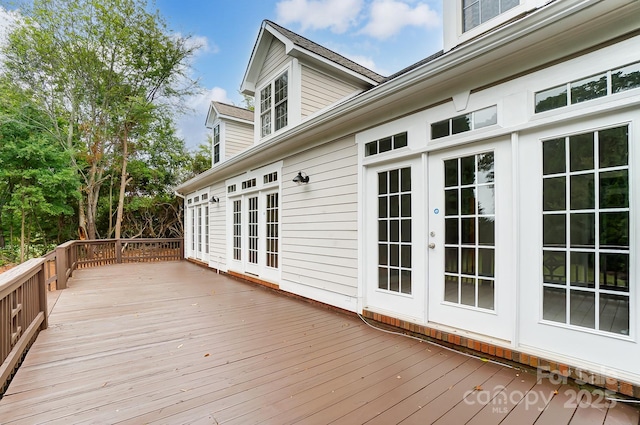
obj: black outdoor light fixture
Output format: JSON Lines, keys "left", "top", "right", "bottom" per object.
{"left": 209, "top": 196, "right": 219, "bottom": 203}
{"left": 292, "top": 171, "right": 310, "bottom": 184}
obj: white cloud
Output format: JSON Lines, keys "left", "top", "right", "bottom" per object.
{"left": 175, "top": 87, "right": 233, "bottom": 150}
{"left": 276, "top": 0, "right": 364, "bottom": 33}
{"left": 361, "top": 0, "right": 439, "bottom": 39}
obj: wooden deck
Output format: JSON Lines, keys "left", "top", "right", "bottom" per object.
{"left": 0, "top": 261, "right": 638, "bottom": 424}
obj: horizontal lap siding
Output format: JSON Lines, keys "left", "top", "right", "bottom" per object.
{"left": 225, "top": 121, "right": 253, "bottom": 159}
{"left": 301, "top": 65, "right": 361, "bottom": 118}
{"left": 208, "top": 182, "right": 227, "bottom": 271}
{"left": 257, "top": 39, "right": 287, "bottom": 86}
{"left": 282, "top": 136, "right": 358, "bottom": 297}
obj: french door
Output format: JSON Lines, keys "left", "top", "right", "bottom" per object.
{"left": 364, "top": 158, "right": 425, "bottom": 322}
{"left": 427, "top": 139, "right": 514, "bottom": 341}
{"left": 230, "top": 190, "right": 279, "bottom": 280}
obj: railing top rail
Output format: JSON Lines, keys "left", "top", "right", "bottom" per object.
{"left": 0, "top": 258, "right": 45, "bottom": 299}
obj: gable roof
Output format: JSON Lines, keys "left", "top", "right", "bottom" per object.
{"left": 265, "top": 20, "right": 385, "bottom": 84}
{"left": 205, "top": 101, "right": 254, "bottom": 128}
{"left": 241, "top": 20, "right": 384, "bottom": 94}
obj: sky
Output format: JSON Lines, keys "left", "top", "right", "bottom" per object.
{"left": 155, "top": 0, "right": 444, "bottom": 150}
{"left": 0, "top": 0, "right": 444, "bottom": 150}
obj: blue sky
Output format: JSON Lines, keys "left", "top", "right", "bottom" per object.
{"left": 156, "top": 0, "right": 444, "bottom": 149}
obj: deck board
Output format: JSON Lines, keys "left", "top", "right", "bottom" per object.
{"left": 0, "top": 261, "right": 637, "bottom": 424}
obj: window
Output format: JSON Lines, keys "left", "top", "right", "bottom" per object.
{"left": 365, "top": 132, "right": 408, "bottom": 157}
{"left": 542, "top": 126, "right": 629, "bottom": 335}
{"left": 264, "top": 172, "right": 278, "bottom": 184}
{"left": 233, "top": 200, "right": 241, "bottom": 260}
{"left": 443, "top": 152, "right": 496, "bottom": 310}
{"left": 260, "top": 72, "right": 288, "bottom": 137}
{"left": 463, "top": 0, "right": 519, "bottom": 32}
{"left": 228, "top": 184, "right": 236, "bottom": 194}
{"left": 266, "top": 193, "right": 279, "bottom": 268}
{"left": 432, "top": 106, "right": 497, "bottom": 140}
{"left": 213, "top": 125, "right": 221, "bottom": 164}
{"left": 242, "top": 178, "right": 256, "bottom": 190}
{"left": 378, "top": 168, "right": 412, "bottom": 294}
{"left": 535, "top": 61, "right": 640, "bottom": 113}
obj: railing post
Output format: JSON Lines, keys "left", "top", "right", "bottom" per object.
{"left": 38, "top": 265, "right": 48, "bottom": 329}
{"left": 55, "top": 245, "right": 68, "bottom": 290}
{"left": 116, "top": 239, "right": 122, "bottom": 264}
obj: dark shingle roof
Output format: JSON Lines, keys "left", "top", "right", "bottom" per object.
{"left": 382, "top": 50, "right": 445, "bottom": 82}
{"left": 212, "top": 101, "right": 254, "bottom": 122}
{"left": 265, "top": 20, "right": 385, "bottom": 84}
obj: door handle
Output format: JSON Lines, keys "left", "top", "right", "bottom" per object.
{"left": 428, "top": 243, "right": 436, "bottom": 249}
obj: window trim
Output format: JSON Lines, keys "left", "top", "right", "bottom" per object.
{"left": 212, "top": 124, "right": 221, "bottom": 164}
{"left": 258, "top": 70, "right": 289, "bottom": 139}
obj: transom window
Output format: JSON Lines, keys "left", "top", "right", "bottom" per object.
{"left": 542, "top": 125, "right": 629, "bottom": 335}
{"left": 535, "top": 61, "right": 640, "bottom": 113}
{"left": 443, "top": 152, "right": 496, "bottom": 310}
{"left": 260, "top": 72, "right": 288, "bottom": 137}
{"left": 365, "top": 132, "right": 408, "bottom": 157}
{"left": 431, "top": 106, "right": 497, "bottom": 140}
{"left": 213, "top": 125, "right": 221, "bottom": 164}
{"left": 463, "top": 0, "right": 519, "bottom": 32}
{"left": 378, "top": 168, "right": 412, "bottom": 294}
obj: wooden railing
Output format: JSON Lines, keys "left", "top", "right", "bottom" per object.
{"left": 0, "top": 238, "right": 183, "bottom": 394}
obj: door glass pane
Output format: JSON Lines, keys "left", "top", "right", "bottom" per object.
{"left": 378, "top": 167, "right": 412, "bottom": 295}
{"left": 266, "top": 193, "right": 279, "bottom": 268}
{"left": 233, "top": 200, "right": 241, "bottom": 260}
{"left": 248, "top": 196, "right": 258, "bottom": 264}
{"left": 542, "top": 126, "right": 630, "bottom": 335}
{"left": 443, "top": 153, "right": 495, "bottom": 310}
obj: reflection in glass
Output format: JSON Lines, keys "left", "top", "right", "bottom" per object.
{"left": 461, "top": 248, "right": 475, "bottom": 275}
{"left": 389, "top": 169, "right": 399, "bottom": 192}
{"left": 379, "top": 137, "right": 392, "bottom": 153}
{"left": 474, "top": 107, "right": 497, "bottom": 129}
{"left": 599, "top": 293, "right": 629, "bottom": 335}
{"left": 432, "top": 120, "right": 450, "bottom": 140}
{"left": 452, "top": 114, "right": 471, "bottom": 134}
{"left": 401, "top": 167, "right": 411, "bottom": 192}
{"left": 600, "top": 212, "right": 628, "bottom": 249}
{"left": 543, "top": 138, "right": 565, "bottom": 175}
{"left": 445, "top": 218, "right": 458, "bottom": 245}
{"left": 445, "top": 275, "right": 458, "bottom": 303}
{"left": 445, "top": 247, "right": 458, "bottom": 273}
{"left": 570, "top": 251, "right": 595, "bottom": 288}
{"left": 401, "top": 270, "right": 412, "bottom": 294}
{"left": 445, "top": 159, "right": 458, "bottom": 187}
{"left": 543, "top": 177, "right": 566, "bottom": 211}
{"left": 478, "top": 217, "right": 495, "bottom": 246}
{"left": 535, "top": 85, "right": 567, "bottom": 113}
{"left": 600, "top": 253, "right": 629, "bottom": 291}
{"left": 612, "top": 62, "right": 640, "bottom": 93}
{"left": 461, "top": 277, "right": 475, "bottom": 306}
{"left": 390, "top": 269, "right": 399, "bottom": 292}
{"left": 570, "top": 290, "right": 595, "bottom": 329}
{"left": 390, "top": 244, "right": 399, "bottom": 267}
{"left": 478, "top": 249, "right": 495, "bottom": 277}
{"left": 599, "top": 170, "right": 628, "bottom": 208}
{"left": 543, "top": 251, "right": 566, "bottom": 284}
{"left": 477, "top": 186, "right": 495, "bottom": 215}
{"left": 543, "top": 214, "right": 566, "bottom": 247}
{"left": 570, "top": 73, "right": 608, "bottom": 104}
{"left": 599, "top": 126, "right": 628, "bottom": 168}
{"left": 543, "top": 287, "right": 566, "bottom": 322}
{"left": 570, "top": 213, "right": 595, "bottom": 248}
{"left": 378, "top": 171, "right": 388, "bottom": 194}
{"left": 378, "top": 244, "right": 388, "bottom": 266}
{"left": 477, "top": 152, "right": 495, "bottom": 182}
{"left": 445, "top": 189, "right": 459, "bottom": 215}
{"left": 570, "top": 174, "right": 595, "bottom": 210}
{"left": 461, "top": 188, "right": 476, "bottom": 215}
{"left": 570, "top": 133, "right": 594, "bottom": 171}
{"left": 461, "top": 218, "right": 475, "bottom": 245}
{"left": 461, "top": 156, "right": 475, "bottom": 185}
{"left": 478, "top": 280, "right": 494, "bottom": 310}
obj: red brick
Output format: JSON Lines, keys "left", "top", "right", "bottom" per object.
{"left": 504, "top": 349, "right": 512, "bottom": 360}
{"left": 481, "top": 343, "right": 489, "bottom": 353}
{"left": 619, "top": 381, "right": 634, "bottom": 397}
{"left": 529, "top": 356, "right": 538, "bottom": 367}
{"left": 467, "top": 339, "right": 475, "bottom": 349}
{"left": 496, "top": 347, "right": 504, "bottom": 358}
{"left": 454, "top": 335, "right": 461, "bottom": 346}
{"left": 559, "top": 364, "right": 569, "bottom": 377}
{"left": 474, "top": 341, "right": 481, "bottom": 351}
{"left": 488, "top": 345, "right": 496, "bottom": 356}
{"left": 520, "top": 354, "right": 529, "bottom": 365}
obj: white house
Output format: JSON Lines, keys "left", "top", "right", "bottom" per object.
{"left": 177, "top": 0, "right": 640, "bottom": 397}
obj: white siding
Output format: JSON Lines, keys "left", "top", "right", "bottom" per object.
{"left": 281, "top": 136, "right": 358, "bottom": 297}
{"left": 301, "top": 65, "right": 362, "bottom": 118}
{"left": 257, "top": 39, "right": 288, "bottom": 86}
{"left": 208, "top": 181, "right": 227, "bottom": 271}
{"left": 225, "top": 121, "right": 253, "bottom": 159}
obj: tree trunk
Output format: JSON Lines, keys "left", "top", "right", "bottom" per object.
{"left": 115, "top": 133, "right": 129, "bottom": 240}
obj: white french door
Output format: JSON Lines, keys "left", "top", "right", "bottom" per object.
{"left": 427, "top": 139, "right": 514, "bottom": 341}
{"left": 229, "top": 190, "right": 279, "bottom": 281}
{"left": 364, "top": 157, "right": 426, "bottom": 322}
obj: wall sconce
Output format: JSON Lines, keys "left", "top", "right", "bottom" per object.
{"left": 209, "top": 196, "right": 219, "bottom": 203}
{"left": 292, "top": 171, "right": 309, "bottom": 184}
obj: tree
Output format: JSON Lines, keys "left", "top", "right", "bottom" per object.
{"left": 0, "top": 80, "right": 79, "bottom": 261}
{"left": 1, "top": 0, "right": 200, "bottom": 239}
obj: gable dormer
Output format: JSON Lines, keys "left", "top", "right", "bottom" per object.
{"left": 241, "top": 20, "right": 385, "bottom": 144}
{"left": 205, "top": 101, "right": 254, "bottom": 166}
{"left": 443, "top": 0, "right": 553, "bottom": 52}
